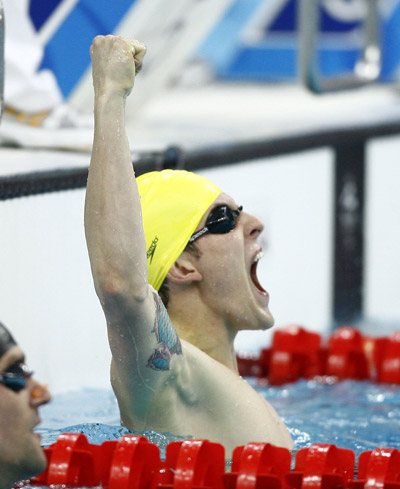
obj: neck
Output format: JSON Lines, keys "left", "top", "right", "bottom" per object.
{"left": 168, "top": 295, "right": 239, "bottom": 373}
{"left": 202, "top": 336, "right": 239, "bottom": 373}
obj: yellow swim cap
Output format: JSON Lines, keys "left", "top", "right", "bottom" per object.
{"left": 137, "top": 170, "right": 221, "bottom": 291}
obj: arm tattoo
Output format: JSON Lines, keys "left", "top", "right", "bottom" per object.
{"left": 147, "top": 292, "right": 183, "bottom": 370}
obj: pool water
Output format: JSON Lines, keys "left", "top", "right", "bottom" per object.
{"left": 38, "top": 378, "right": 400, "bottom": 459}
{"left": 251, "top": 378, "right": 400, "bottom": 456}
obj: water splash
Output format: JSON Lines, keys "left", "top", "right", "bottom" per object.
{"left": 38, "top": 379, "right": 400, "bottom": 459}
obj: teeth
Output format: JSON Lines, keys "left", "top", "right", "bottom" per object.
{"left": 253, "top": 251, "right": 264, "bottom": 264}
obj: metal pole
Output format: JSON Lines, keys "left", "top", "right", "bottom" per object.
{"left": 298, "top": 0, "right": 381, "bottom": 93}
{"left": 333, "top": 141, "right": 366, "bottom": 324}
{"left": 0, "top": 0, "right": 4, "bottom": 121}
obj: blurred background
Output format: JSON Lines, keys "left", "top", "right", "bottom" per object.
{"left": 1, "top": 0, "right": 400, "bottom": 393}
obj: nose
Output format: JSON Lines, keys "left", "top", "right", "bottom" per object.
{"left": 242, "top": 211, "right": 264, "bottom": 239}
{"left": 29, "top": 377, "right": 51, "bottom": 407}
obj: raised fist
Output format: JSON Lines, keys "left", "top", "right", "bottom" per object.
{"left": 90, "top": 35, "right": 146, "bottom": 98}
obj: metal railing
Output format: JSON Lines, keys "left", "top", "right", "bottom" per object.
{"left": 299, "top": 0, "right": 381, "bottom": 93}
{"left": 1, "top": 116, "right": 400, "bottom": 324}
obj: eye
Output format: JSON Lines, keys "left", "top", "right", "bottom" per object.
{"left": 5, "top": 362, "right": 27, "bottom": 376}
{"left": 206, "top": 205, "right": 226, "bottom": 223}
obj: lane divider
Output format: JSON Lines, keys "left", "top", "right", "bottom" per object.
{"left": 237, "top": 326, "right": 400, "bottom": 385}
{"left": 23, "top": 434, "right": 400, "bottom": 489}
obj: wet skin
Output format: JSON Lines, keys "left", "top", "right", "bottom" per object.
{"left": 0, "top": 346, "right": 51, "bottom": 489}
{"left": 181, "top": 192, "right": 274, "bottom": 335}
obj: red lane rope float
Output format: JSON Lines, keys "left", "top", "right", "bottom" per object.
{"left": 237, "top": 326, "right": 400, "bottom": 385}
{"left": 286, "top": 444, "right": 355, "bottom": 489}
{"left": 107, "top": 436, "right": 161, "bottom": 489}
{"left": 377, "top": 331, "right": 400, "bottom": 384}
{"left": 223, "top": 442, "right": 291, "bottom": 489}
{"left": 350, "top": 448, "right": 400, "bottom": 489}
{"left": 269, "top": 326, "right": 324, "bottom": 385}
{"left": 24, "top": 435, "right": 400, "bottom": 489}
{"left": 158, "top": 439, "right": 225, "bottom": 489}
{"left": 30, "top": 432, "right": 101, "bottom": 487}
{"left": 326, "top": 328, "right": 369, "bottom": 380}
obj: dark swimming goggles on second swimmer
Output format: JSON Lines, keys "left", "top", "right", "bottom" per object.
{"left": 189, "top": 205, "right": 243, "bottom": 243}
{"left": 0, "top": 362, "right": 33, "bottom": 392}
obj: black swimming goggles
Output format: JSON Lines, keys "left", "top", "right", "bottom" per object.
{"left": 189, "top": 205, "right": 243, "bottom": 243}
{"left": 0, "top": 362, "right": 33, "bottom": 392}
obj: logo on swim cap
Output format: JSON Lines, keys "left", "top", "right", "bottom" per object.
{"left": 137, "top": 170, "right": 221, "bottom": 290}
{"left": 147, "top": 236, "right": 159, "bottom": 264}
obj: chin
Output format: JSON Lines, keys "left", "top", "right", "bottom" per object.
{"left": 23, "top": 443, "right": 47, "bottom": 479}
{"left": 243, "top": 313, "right": 274, "bottom": 332}
{"left": 23, "top": 458, "right": 47, "bottom": 482}
{"left": 260, "top": 320, "right": 274, "bottom": 331}
{"left": 259, "top": 309, "right": 275, "bottom": 330}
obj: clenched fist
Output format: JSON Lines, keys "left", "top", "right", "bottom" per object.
{"left": 90, "top": 35, "right": 146, "bottom": 98}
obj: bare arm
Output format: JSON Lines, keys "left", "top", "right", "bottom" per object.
{"left": 85, "top": 35, "right": 147, "bottom": 301}
{"left": 85, "top": 36, "right": 187, "bottom": 426}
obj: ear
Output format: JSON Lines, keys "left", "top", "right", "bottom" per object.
{"left": 167, "top": 256, "right": 202, "bottom": 285}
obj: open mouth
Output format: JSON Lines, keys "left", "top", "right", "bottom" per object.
{"left": 250, "top": 251, "right": 268, "bottom": 294}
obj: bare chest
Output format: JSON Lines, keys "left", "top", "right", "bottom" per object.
{"left": 181, "top": 363, "right": 291, "bottom": 453}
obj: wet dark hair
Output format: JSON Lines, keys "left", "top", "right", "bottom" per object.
{"left": 0, "top": 322, "right": 17, "bottom": 359}
{"left": 158, "top": 241, "right": 201, "bottom": 308}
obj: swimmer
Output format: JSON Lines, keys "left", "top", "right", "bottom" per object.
{"left": 0, "top": 322, "right": 51, "bottom": 489}
{"left": 85, "top": 35, "right": 293, "bottom": 454}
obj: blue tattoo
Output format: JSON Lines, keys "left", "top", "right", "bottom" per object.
{"left": 147, "top": 292, "right": 182, "bottom": 370}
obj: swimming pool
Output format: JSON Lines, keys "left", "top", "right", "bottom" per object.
{"left": 38, "top": 377, "right": 400, "bottom": 460}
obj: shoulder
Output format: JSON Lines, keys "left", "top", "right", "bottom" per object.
{"left": 176, "top": 340, "right": 242, "bottom": 394}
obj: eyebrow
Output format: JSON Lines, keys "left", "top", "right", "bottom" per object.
{"left": 0, "top": 354, "right": 25, "bottom": 374}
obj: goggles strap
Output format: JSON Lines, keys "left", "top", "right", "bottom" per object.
{"left": 189, "top": 227, "right": 209, "bottom": 243}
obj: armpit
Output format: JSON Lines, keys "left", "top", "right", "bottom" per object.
{"left": 147, "top": 292, "right": 182, "bottom": 370}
